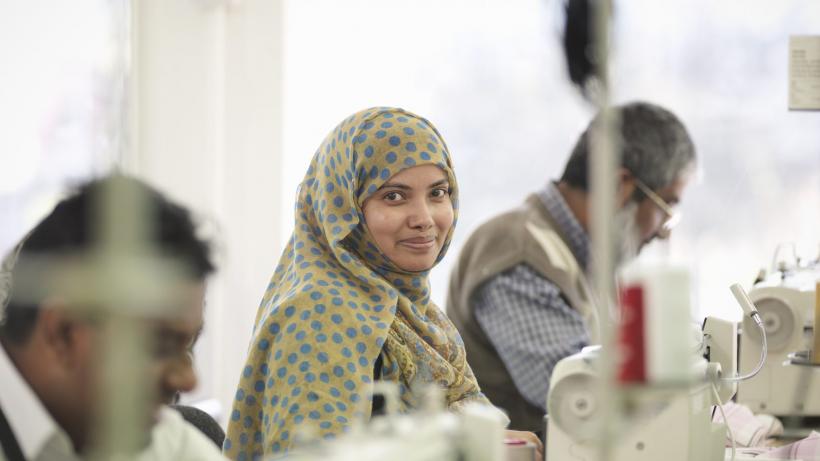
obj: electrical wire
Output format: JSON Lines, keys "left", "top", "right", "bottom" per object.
{"left": 723, "top": 313, "right": 767, "bottom": 383}
{"left": 711, "top": 382, "right": 736, "bottom": 461}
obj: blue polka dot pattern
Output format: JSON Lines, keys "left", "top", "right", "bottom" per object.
{"left": 223, "top": 107, "right": 489, "bottom": 460}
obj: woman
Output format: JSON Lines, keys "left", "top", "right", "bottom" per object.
{"left": 224, "top": 107, "right": 541, "bottom": 460}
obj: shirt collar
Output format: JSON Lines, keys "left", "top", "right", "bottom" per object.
{"left": 0, "top": 343, "right": 71, "bottom": 460}
{"left": 535, "top": 182, "right": 590, "bottom": 270}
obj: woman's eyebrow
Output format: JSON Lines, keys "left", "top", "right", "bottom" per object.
{"left": 380, "top": 179, "right": 449, "bottom": 190}
{"left": 380, "top": 182, "right": 410, "bottom": 190}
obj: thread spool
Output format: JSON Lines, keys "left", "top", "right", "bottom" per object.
{"left": 504, "top": 439, "right": 537, "bottom": 461}
{"left": 618, "top": 284, "right": 646, "bottom": 383}
{"left": 814, "top": 282, "right": 820, "bottom": 365}
{"left": 618, "top": 264, "right": 692, "bottom": 383}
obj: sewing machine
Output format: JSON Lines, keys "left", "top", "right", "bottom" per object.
{"left": 545, "top": 316, "right": 740, "bottom": 461}
{"left": 281, "top": 384, "right": 513, "bottom": 461}
{"left": 735, "top": 260, "right": 820, "bottom": 424}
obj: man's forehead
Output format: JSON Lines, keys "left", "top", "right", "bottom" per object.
{"left": 153, "top": 281, "right": 206, "bottom": 331}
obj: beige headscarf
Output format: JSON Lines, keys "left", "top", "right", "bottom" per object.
{"left": 224, "top": 107, "right": 491, "bottom": 460}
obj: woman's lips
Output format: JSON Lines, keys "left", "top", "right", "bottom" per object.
{"left": 399, "top": 237, "right": 436, "bottom": 250}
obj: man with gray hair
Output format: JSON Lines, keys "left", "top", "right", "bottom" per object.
{"left": 447, "top": 101, "right": 697, "bottom": 434}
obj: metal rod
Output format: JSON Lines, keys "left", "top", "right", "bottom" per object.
{"left": 587, "top": 1, "right": 621, "bottom": 460}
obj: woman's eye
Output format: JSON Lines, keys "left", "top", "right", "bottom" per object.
{"left": 384, "top": 191, "right": 403, "bottom": 201}
{"left": 431, "top": 188, "right": 449, "bottom": 198}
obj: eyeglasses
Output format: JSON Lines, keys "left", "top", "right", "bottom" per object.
{"left": 632, "top": 177, "right": 681, "bottom": 236}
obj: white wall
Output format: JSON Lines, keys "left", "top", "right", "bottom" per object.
{"left": 281, "top": 0, "right": 820, "bottom": 323}
{"left": 0, "top": 0, "right": 121, "bottom": 257}
{"left": 125, "top": 0, "right": 283, "bottom": 424}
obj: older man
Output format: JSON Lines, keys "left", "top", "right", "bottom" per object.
{"left": 448, "top": 101, "right": 698, "bottom": 432}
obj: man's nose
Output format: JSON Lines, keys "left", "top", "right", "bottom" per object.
{"left": 163, "top": 354, "right": 198, "bottom": 394}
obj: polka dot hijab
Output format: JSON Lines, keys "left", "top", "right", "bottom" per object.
{"left": 223, "top": 107, "right": 491, "bottom": 460}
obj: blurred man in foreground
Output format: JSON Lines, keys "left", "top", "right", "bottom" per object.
{"left": 0, "top": 175, "right": 226, "bottom": 460}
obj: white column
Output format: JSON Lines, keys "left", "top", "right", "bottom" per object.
{"left": 126, "top": 0, "right": 283, "bottom": 423}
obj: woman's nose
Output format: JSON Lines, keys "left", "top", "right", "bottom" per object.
{"left": 407, "top": 200, "right": 434, "bottom": 229}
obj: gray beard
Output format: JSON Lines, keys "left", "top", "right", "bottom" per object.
{"left": 613, "top": 201, "right": 642, "bottom": 267}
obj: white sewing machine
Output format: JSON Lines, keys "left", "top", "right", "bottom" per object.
{"left": 735, "top": 260, "right": 820, "bottom": 422}
{"left": 545, "top": 315, "right": 744, "bottom": 461}
{"left": 280, "top": 384, "right": 513, "bottom": 461}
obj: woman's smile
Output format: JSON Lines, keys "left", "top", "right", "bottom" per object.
{"left": 398, "top": 235, "right": 437, "bottom": 250}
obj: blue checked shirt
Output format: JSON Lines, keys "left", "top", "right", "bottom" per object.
{"left": 473, "top": 182, "right": 591, "bottom": 411}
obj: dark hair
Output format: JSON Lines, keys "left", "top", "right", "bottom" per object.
{"left": 0, "top": 175, "right": 214, "bottom": 344}
{"left": 560, "top": 101, "right": 697, "bottom": 192}
{"left": 171, "top": 405, "right": 225, "bottom": 448}
{"left": 563, "top": 0, "right": 597, "bottom": 92}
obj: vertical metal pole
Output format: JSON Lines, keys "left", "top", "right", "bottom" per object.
{"left": 92, "top": 177, "right": 152, "bottom": 459}
{"left": 90, "top": 2, "right": 184, "bottom": 457}
{"left": 587, "top": 1, "right": 620, "bottom": 460}
{"left": 90, "top": 1, "right": 150, "bottom": 455}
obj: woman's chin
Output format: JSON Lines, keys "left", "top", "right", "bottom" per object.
{"left": 394, "top": 259, "right": 436, "bottom": 273}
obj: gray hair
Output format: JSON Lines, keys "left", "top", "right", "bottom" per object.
{"left": 0, "top": 242, "right": 24, "bottom": 321}
{"left": 560, "top": 101, "right": 697, "bottom": 191}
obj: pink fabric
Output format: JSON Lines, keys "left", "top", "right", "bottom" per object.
{"left": 712, "top": 402, "right": 820, "bottom": 459}
{"left": 713, "top": 401, "right": 784, "bottom": 447}
{"left": 762, "top": 431, "right": 820, "bottom": 460}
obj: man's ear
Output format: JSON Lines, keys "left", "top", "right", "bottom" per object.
{"left": 38, "top": 299, "right": 84, "bottom": 366}
{"left": 615, "top": 168, "right": 637, "bottom": 208}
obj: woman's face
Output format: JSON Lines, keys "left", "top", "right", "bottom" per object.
{"left": 362, "top": 164, "right": 454, "bottom": 272}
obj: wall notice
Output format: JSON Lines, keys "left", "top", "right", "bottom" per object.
{"left": 789, "top": 35, "right": 820, "bottom": 110}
